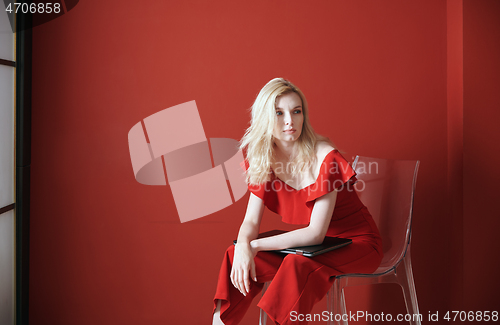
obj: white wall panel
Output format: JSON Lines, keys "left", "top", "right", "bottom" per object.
{"left": 0, "top": 5, "right": 15, "bottom": 325}
{"left": 0, "top": 3, "right": 14, "bottom": 61}
{"left": 0, "top": 210, "right": 14, "bottom": 325}
{"left": 0, "top": 66, "right": 15, "bottom": 208}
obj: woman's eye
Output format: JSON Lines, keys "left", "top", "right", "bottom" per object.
{"left": 294, "top": 110, "right": 302, "bottom": 114}
{"left": 276, "top": 111, "right": 283, "bottom": 116}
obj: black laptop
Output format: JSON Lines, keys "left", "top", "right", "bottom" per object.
{"left": 233, "top": 229, "right": 352, "bottom": 257}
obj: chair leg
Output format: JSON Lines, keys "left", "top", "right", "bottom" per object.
{"left": 331, "top": 277, "right": 348, "bottom": 325}
{"left": 259, "top": 308, "right": 267, "bottom": 325}
{"left": 327, "top": 285, "right": 333, "bottom": 325}
{"left": 395, "top": 253, "right": 422, "bottom": 325}
{"left": 338, "top": 284, "right": 347, "bottom": 325}
{"left": 259, "top": 282, "right": 270, "bottom": 325}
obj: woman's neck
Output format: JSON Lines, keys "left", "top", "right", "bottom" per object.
{"left": 273, "top": 140, "right": 295, "bottom": 161}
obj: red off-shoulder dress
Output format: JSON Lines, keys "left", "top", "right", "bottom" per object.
{"left": 213, "top": 149, "right": 383, "bottom": 325}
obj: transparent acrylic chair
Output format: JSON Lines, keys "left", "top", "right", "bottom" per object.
{"left": 258, "top": 156, "right": 420, "bottom": 325}
{"left": 326, "top": 156, "right": 421, "bottom": 325}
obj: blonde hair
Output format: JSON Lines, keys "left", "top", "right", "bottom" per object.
{"left": 240, "top": 78, "right": 330, "bottom": 185}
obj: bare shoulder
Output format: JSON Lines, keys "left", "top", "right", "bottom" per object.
{"left": 311, "top": 141, "right": 335, "bottom": 175}
{"left": 315, "top": 141, "right": 335, "bottom": 161}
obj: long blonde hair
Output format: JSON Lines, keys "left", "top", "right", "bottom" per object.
{"left": 240, "top": 78, "right": 329, "bottom": 185}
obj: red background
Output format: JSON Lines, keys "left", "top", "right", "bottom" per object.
{"left": 29, "top": 0, "right": 500, "bottom": 324}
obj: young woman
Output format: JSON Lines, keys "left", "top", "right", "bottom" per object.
{"left": 212, "top": 78, "right": 383, "bottom": 325}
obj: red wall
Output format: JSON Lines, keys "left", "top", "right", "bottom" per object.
{"left": 28, "top": 1, "right": 497, "bottom": 324}
{"left": 463, "top": 0, "right": 500, "bottom": 313}
{"left": 446, "top": 0, "right": 464, "bottom": 310}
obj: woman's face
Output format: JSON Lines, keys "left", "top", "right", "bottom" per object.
{"left": 273, "top": 92, "right": 304, "bottom": 143}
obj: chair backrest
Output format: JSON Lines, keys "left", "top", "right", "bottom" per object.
{"left": 352, "top": 156, "right": 419, "bottom": 269}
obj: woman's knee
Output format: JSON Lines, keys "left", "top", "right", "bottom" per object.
{"left": 278, "top": 254, "right": 324, "bottom": 277}
{"left": 280, "top": 254, "right": 311, "bottom": 270}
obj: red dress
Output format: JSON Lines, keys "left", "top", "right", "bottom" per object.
{"left": 213, "top": 149, "right": 383, "bottom": 325}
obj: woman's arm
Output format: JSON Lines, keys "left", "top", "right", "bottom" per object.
{"left": 250, "top": 189, "right": 338, "bottom": 253}
{"left": 231, "top": 193, "right": 265, "bottom": 296}
{"left": 235, "top": 192, "right": 265, "bottom": 245}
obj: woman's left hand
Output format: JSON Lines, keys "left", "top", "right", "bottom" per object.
{"left": 230, "top": 241, "right": 258, "bottom": 296}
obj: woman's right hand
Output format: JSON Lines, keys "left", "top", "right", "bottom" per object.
{"left": 230, "top": 242, "right": 257, "bottom": 296}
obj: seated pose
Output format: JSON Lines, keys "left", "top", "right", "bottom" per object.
{"left": 212, "top": 78, "right": 383, "bottom": 325}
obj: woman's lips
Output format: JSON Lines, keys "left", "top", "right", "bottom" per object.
{"left": 283, "top": 129, "right": 296, "bottom": 134}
